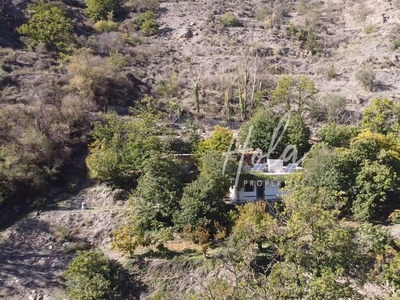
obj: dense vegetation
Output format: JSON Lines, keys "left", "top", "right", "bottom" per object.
{"left": 2, "top": 0, "right": 400, "bottom": 298}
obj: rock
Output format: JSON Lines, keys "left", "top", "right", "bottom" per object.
{"left": 180, "top": 28, "right": 193, "bottom": 40}
{"left": 48, "top": 245, "right": 53, "bottom": 250}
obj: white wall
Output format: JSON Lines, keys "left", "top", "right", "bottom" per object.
{"left": 264, "top": 182, "right": 280, "bottom": 200}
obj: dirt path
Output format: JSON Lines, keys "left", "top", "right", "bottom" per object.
{"left": 0, "top": 184, "right": 129, "bottom": 299}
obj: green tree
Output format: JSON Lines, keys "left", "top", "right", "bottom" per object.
{"left": 320, "top": 120, "right": 358, "bottom": 147}
{"left": 285, "top": 112, "right": 311, "bottom": 157}
{"left": 112, "top": 220, "right": 173, "bottom": 257}
{"left": 174, "top": 151, "right": 237, "bottom": 231}
{"left": 64, "top": 250, "right": 121, "bottom": 300}
{"left": 195, "top": 126, "right": 234, "bottom": 159}
{"left": 352, "top": 161, "right": 396, "bottom": 221}
{"left": 296, "top": 76, "right": 317, "bottom": 113}
{"left": 271, "top": 75, "right": 316, "bottom": 113}
{"left": 175, "top": 175, "right": 227, "bottom": 229}
{"left": 361, "top": 98, "right": 400, "bottom": 135}
{"left": 18, "top": 0, "right": 74, "bottom": 52}
{"left": 238, "top": 108, "right": 284, "bottom": 156}
{"left": 271, "top": 75, "right": 293, "bottom": 111}
{"left": 85, "top": 0, "right": 121, "bottom": 21}
{"left": 86, "top": 109, "right": 163, "bottom": 186}
{"left": 239, "top": 108, "right": 310, "bottom": 158}
{"left": 130, "top": 154, "right": 184, "bottom": 229}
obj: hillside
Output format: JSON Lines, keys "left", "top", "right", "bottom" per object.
{"left": 2, "top": 0, "right": 400, "bottom": 299}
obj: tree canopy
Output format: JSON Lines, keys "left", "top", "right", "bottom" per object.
{"left": 18, "top": 0, "right": 75, "bottom": 52}
{"left": 238, "top": 108, "right": 310, "bottom": 158}
{"left": 85, "top": 0, "right": 121, "bottom": 21}
{"left": 64, "top": 250, "right": 122, "bottom": 300}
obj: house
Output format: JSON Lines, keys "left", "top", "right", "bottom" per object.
{"left": 227, "top": 158, "right": 302, "bottom": 203}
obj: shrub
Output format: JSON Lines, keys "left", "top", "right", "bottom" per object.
{"left": 392, "top": 39, "right": 400, "bottom": 51}
{"left": 327, "top": 64, "right": 338, "bottom": 79}
{"left": 17, "top": 0, "right": 75, "bottom": 52}
{"left": 320, "top": 121, "right": 358, "bottom": 147}
{"left": 156, "top": 73, "right": 178, "bottom": 97}
{"left": 305, "top": 32, "right": 323, "bottom": 55}
{"left": 287, "top": 24, "right": 308, "bottom": 41}
{"left": 220, "top": 12, "right": 243, "bottom": 27}
{"left": 97, "top": 32, "right": 126, "bottom": 54}
{"left": 66, "top": 52, "right": 131, "bottom": 108}
{"left": 107, "top": 51, "right": 130, "bottom": 67}
{"left": 94, "top": 20, "right": 118, "bottom": 32}
{"left": 141, "top": 20, "right": 158, "bottom": 36}
{"left": 365, "top": 25, "right": 374, "bottom": 34}
{"left": 85, "top": 0, "right": 121, "bottom": 21}
{"left": 112, "top": 222, "right": 173, "bottom": 257}
{"left": 256, "top": 6, "right": 272, "bottom": 22}
{"left": 137, "top": 11, "right": 158, "bottom": 36}
{"left": 286, "top": 24, "right": 322, "bottom": 55}
{"left": 64, "top": 249, "right": 121, "bottom": 300}
{"left": 324, "top": 94, "right": 347, "bottom": 122}
{"left": 195, "top": 126, "right": 234, "bottom": 159}
{"left": 356, "top": 67, "right": 375, "bottom": 91}
{"left": 129, "top": 0, "right": 159, "bottom": 12}
{"left": 389, "top": 210, "right": 400, "bottom": 224}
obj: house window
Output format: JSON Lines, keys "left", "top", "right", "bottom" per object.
{"left": 244, "top": 183, "right": 255, "bottom": 192}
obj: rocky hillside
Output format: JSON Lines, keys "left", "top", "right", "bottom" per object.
{"left": 2, "top": 0, "right": 400, "bottom": 299}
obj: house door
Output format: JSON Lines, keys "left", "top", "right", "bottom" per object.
{"left": 257, "top": 183, "right": 265, "bottom": 200}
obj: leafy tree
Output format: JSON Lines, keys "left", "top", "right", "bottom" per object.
{"left": 320, "top": 120, "right": 358, "bottom": 147}
{"left": 195, "top": 126, "right": 234, "bottom": 159}
{"left": 352, "top": 161, "right": 396, "bottom": 221}
{"left": 306, "top": 127, "right": 400, "bottom": 221}
{"left": 295, "top": 76, "right": 317, "bottom": 112}
{"left": 112, "top": 220, "right": 173, "bottom": 257}
{"left": 285, "top": 112, "right": 311, "bottom": 157}
{"left": 271, "top": 75, "right": 292, "bottom": 111}
{"left": 230, "top": 201, "right": 279, "bottom": 254}
{"left": 112, "top": 152, "right": 183, "bottom": 257}
{"left": 238, "top": 108, "right": 285, "bottom": 156}
{"left": 175, "top": 174, "right": 227, "bottom": 229}
{"left": 361, "top": 98, "right": 400, "bottom": 135}
{"left": 130, "top": 154, "right": 184, "bottom": 228}
{"left": 350, "top": 130, "right": 400, "bottom": 167}
{"left": 18, "top": 0, "right": 74, "bottom": 52}
{"left": 302, "top": 145, "right": 359, "bottom": 214}
{"left": 238, "top": 108, "right": 310, "bottom": 158}
{"left": 271, "top": 75, "right": 316, "bottom": 113}
{"left": 64, "top": 250, "right": 121, "bottom": 300}
{"left": 85, "top": 0, "right": 121, "bottom": 21}
{"left": 174, "top": 151, "right": 237, "bottom": 232}
{"left": 269, "top": 187, "right": 367, "bottom": 298}
{"left": 86, "top": 109, "right": 164, "bottom": 186}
